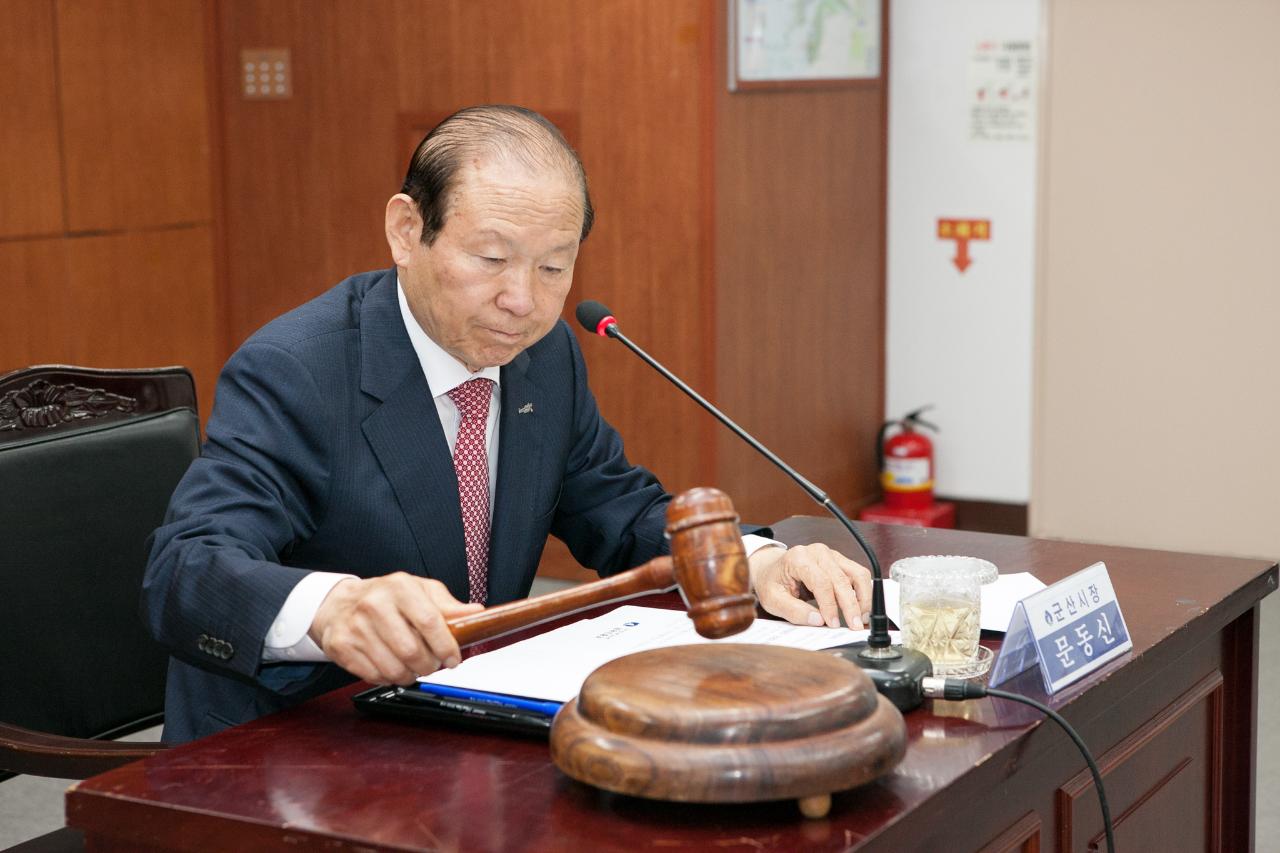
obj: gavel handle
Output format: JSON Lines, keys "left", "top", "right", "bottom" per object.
{"left": 446, "top": 556, "right": 677, "bottom": 648}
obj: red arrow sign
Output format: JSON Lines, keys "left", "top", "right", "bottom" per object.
{"left": 937, "top": 218, "right": 991, "bottom": 273}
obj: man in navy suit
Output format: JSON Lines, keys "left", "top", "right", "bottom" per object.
{"left": 143, "top": 106, "right": 872, "bottom": 742}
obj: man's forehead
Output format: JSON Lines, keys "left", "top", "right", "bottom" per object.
{"left": 447, "top": 159, "right": 584, "bottom": 229}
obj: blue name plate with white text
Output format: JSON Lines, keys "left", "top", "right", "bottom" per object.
{"left": 989, "top": 562, "right": 1132, "bottom": 694}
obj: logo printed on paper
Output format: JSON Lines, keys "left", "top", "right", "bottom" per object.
{"left": 594, "top": 621, "right": 643, "bottom": 641}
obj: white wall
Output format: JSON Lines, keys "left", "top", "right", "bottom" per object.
{"left": 885, "top": 0, "right": 1042, "bottom": 503}
{"left": 1032, "top": 0, "right": 1280, "bottom": 560}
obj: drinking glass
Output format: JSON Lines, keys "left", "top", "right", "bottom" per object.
{"left": 890, "top": 555, "right": 998, "bottom": 678}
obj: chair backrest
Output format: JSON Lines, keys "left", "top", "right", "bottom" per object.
{"left": 0, "top": 366, "right": 199, "bottom": 745}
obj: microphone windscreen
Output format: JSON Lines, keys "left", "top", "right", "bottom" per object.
{"left": 575, "top": 300, "right": 615, "bottom": 335}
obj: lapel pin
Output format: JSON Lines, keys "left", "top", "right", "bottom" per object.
{"left": 518, "top": 402, "right": 534, "bottom": 414}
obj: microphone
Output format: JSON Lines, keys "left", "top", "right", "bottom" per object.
{"left": 575, "top": 300, "right": 931, "bottom": 711}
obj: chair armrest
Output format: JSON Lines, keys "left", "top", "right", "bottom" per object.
{"left": 0, "top": 721, "right": 166, "bottom": 779}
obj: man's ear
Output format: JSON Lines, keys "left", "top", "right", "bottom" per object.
{"left": 385, "top": 193, "right": 423, "bottom": 265}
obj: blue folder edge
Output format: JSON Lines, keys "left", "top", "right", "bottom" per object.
{"left": 416, "top": 682, "right": 565, "bottom": 716}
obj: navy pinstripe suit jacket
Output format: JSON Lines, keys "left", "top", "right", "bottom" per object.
{"left": 142, "top": 269, "right": 670, "bottom": 742}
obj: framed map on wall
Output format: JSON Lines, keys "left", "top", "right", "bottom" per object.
{"left": 729, "top": 0, "right": 882, "bottom": 91}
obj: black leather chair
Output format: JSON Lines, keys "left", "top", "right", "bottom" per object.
{"left": 0, "top": 366, "right": 200, "bottom": 851}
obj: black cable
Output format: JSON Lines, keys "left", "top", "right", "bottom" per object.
{"left": 986, "top": 688, "right": 1115, "bottom": 853}
{"left": 923, "top": 678, "right": 1115, "bottom": 852}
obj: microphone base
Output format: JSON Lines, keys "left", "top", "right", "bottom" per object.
{"left": 827, "top": 642, "right": 933, "bottom": 713}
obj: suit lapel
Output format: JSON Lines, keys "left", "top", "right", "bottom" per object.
{"left": 358, "top": 273, "right": 469, "bottom": 601}
{"left": 486, "top": 349, "right": 545, "bottom": 605}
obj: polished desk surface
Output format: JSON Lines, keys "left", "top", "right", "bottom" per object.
{"left": 68, "top": 518, "right": 1277, "bottom": 851}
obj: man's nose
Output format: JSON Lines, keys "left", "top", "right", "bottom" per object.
{"left": 496, "top": 265, "right": 535, "bottom": 316}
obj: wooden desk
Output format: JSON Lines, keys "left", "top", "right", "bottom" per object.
{"left": 67, "top": 518, "right": 1276, "bottom": 852}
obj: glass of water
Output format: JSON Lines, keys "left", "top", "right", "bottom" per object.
{"left": 891, "top": 555, "right": 998, "bottom": 678}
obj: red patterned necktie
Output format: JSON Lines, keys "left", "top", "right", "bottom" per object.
{"left": 448, "top": 378, "right": 494, "bottom": 605}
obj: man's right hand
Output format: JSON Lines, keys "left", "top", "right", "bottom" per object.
{"left": 308, "top": 573, "right": 484, "bottom": 684}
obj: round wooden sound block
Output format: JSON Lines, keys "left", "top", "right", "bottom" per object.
{"left": 549, "top": 644, "right": 906, "bottom": 817}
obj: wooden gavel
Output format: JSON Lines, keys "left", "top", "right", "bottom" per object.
{"left": 446, "top": 487, "right": 758, "bottom": 647}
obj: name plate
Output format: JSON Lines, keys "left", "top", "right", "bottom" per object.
{"left": 989, "top": 562, "right": 1131, "bottom": 694}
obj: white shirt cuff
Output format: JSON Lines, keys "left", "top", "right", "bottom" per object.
{"left": 262, "top": 571, "right": 357, "bottom": 662}
{"left": 742, "top": 533, "right": 784, "bottom": 557}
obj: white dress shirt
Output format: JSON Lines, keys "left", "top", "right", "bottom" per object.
{"left": 262, "top": 280, "right": 778, "bottom": 662}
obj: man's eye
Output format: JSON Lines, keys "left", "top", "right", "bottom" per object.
{"left": 482, "top": 257, "right": 506, "bottom": 264}
{"left": 542, "top": 267, "right": 564, "bottom": 275}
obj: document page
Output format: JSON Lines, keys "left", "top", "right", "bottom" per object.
{"left": 421, "top": 606, "right": 898, "bottom": 703}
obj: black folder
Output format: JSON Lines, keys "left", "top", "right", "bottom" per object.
{"left": 352, "top": 685, "right": 554, "bottom": 738}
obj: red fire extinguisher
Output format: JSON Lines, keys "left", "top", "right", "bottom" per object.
{"left": 877, "top": 406, "right": 939, "bottom": 511}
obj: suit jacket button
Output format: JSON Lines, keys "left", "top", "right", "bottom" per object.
{"left": 197, "top": 634, "right": 209, "bottom": 653}
{"left": 221, "top": 643, "right": 234, "bottom": 660}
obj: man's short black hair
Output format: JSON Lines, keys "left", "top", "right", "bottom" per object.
{"left": 400, "top": 105, "right": 594, "bottom": 246}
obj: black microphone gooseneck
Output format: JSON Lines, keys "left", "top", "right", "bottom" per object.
{"left": 575, "top": 301, "right": 932, "bottom": 710}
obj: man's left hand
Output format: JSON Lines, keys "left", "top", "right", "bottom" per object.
{"left": 747, "top": 544, "right": 873, "bottom": 629}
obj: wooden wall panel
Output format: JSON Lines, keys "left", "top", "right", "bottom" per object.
{"left": 391, "top": 0, "right": 584, "bottom": 105}
{"left": 0, "top": 0, "right": 64, "bottom": 238}
{"left": 712, "top": 8, "right": 887, "bottom": 526}
{"left": 62, "top": 228, "right": 222, "bottom": 414}
{"left": 0, "top": 238, "right": 70, "bottom": 366}
{"left": 0, "top": 230, "right": 219, "bottom": 411}
{"left": 218, "top": 0, "right": 399, "bottom": 345}
{"left": 572, "top": 1, "right": 716, "bottom": 495}
{"left": 57, "top": 0, "right": 211, "bottom": 232}
{"left": 0, "top": 0, "right": 220, "bottom": 426}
